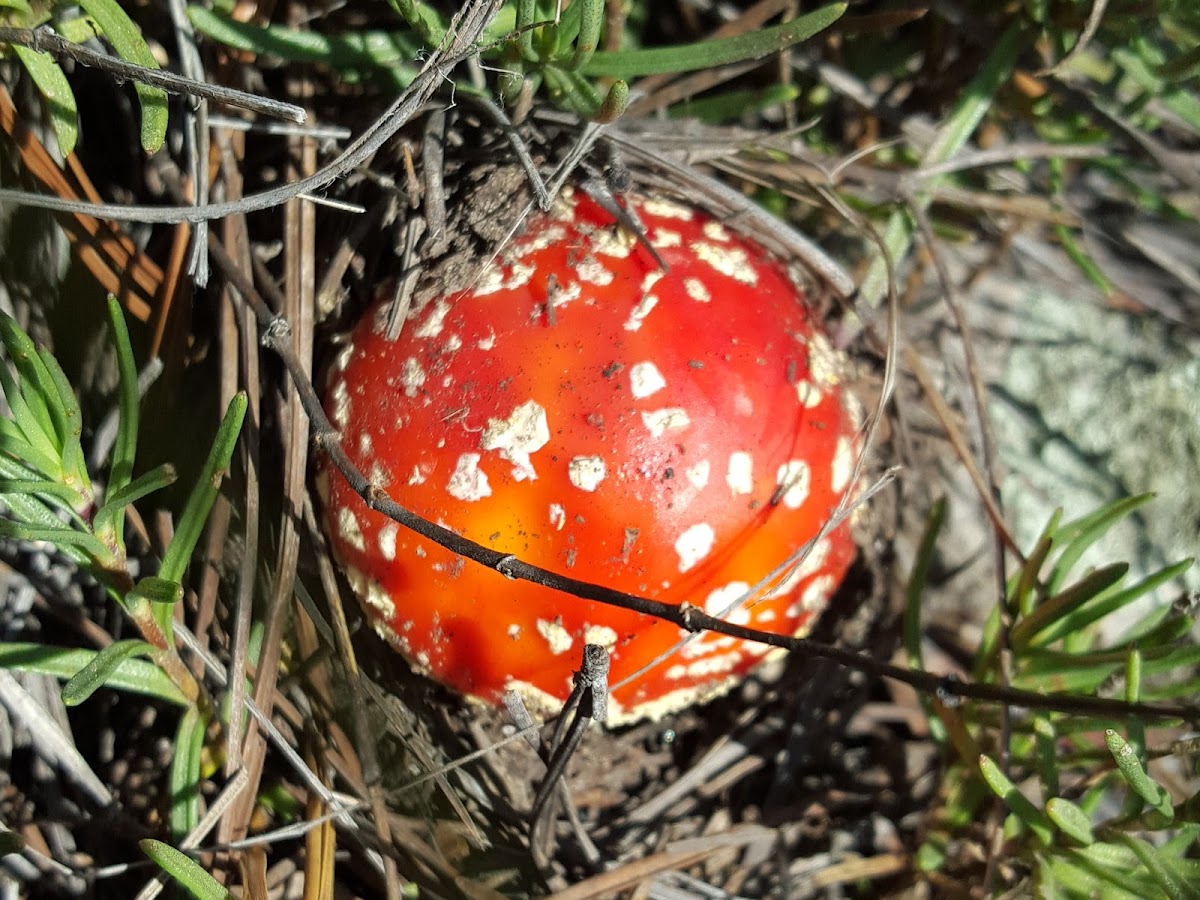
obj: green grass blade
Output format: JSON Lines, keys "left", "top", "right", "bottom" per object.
{"left": 672, "top": 85, "right": 801, "bottom": 124}
{"left": 77, "top": 0, "right": 168, "bottom": 152}
{"left": 140, "top": 840, "right": 232, "bottom": 900}
{"left": 60, "top": 639, "right": 155, "bottom": 706}
{"left": 0, "top": 643, "right": 187, "bottom": 706}
{"left": 921, "top": 24, "right": 1025, "bottom": 166}
{"left": 583, "top": 4, "right": 846, "bottom": 78}
{"left": 11, "top": 46, "right": 79, "bottom": 155}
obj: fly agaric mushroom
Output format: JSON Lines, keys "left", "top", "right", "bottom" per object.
{"left": 320, "top": 187, "right": 861, "bottom": 724}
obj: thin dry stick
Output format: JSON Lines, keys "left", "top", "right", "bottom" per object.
{"left": 909, "top": 201, "right": 1016, "bottom": 895}
{"left": 903, "top": 345, "right": 1025, "bottom": 561}
{"left": 0, "top": 26, "right": 306, "bottom": 122}
{"left": 1036, "top": 0, "right": 1108, "bottom": 76}
{"left": 212, "top": 127, "right": 262, "bottom": 788}
{"left": 301, "top": 498, "right": 420, "bottom": 871}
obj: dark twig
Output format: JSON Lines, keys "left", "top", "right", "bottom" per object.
{"left": 0, "top": 26, "right": 307, "bottom": 124}
{"left": 467, "top": 95, "right": 552, "bottom": 210}
{"left": 529, "top": 645, "right": 610, "bottom": 871}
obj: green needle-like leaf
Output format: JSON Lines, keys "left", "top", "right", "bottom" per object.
{"left": 381, "top": 0, "right": 446, "bottom": 48}
{"left": 0, "top": 518, "right": 113, "bottom": 562}
{"left": 1010, "top": 563, "right": 1129, "bottom": 651}
{"left": 568, "top": 0, "right": 602, "bottom": 69}
{"left": 11, "top": 46, "right": 79, "bottom": 155}
{"left": 1048, "top": 495, "right": 1154, "bottom": 595}
{"left": 129, "top": 576, "right": 184, "bottom": 606}
{"left": 595, "top": 79, "right": 629, "bottom": 123}
{"left": 1045, "top": 797, "right": 1095, "bottom": 845}
{"left": 0, "top": 477, "right": 92, "bottom": 508}
{"left": 583, "top": 4, "right": 846, "bottom": 78}
{"left": 37, "top": 348, "right": 90, "bottom": 508}
{"left": 544, "top": 64, "right": 602, "bottom": 116}
{"left": 1105, "top": 831, "right": 1198, "bottom": 900}
{"left": 186, "top": 7, "right": 422, "bottom": 72}
{"left": 93, "top": 463, "right": 177, "bottom": 544}
{"left": 60, "top": 639, "right": 156, "bottom": 706}
{"left": 0, "top": 420, "right": 65, "bottom": 483}
{"left": 140, "top": 840, "right": 233, "bottom": 900}
{"left": 979, "top": 754, "right": 1054, "bottom": 846}
{"left": 158, "top": 393, "right": 247, "bottom": 586}
{"left": 169, "top": 706, "right": 205, "bottom": 839}
{"left": 106, "top": 296, "right": 139, "bottom": 496}
{"left": 77, "top": 0, "right": 168, "bottom": 152}
{"left": 1013, "top": 512, "right": 1059, "bottom": 616}
{"left": 1047, "top": 849, "right": 1148, "bottom": 898}
{"left": 515, "top": 0, "right": 538, "bottom": 61}
{"left": 1106, "top": 730, "right": 1174, "bottom": 820}
{"left": 0, "top": 486, "right": 85, "bottom": 539}
{"left": 0, "top": 643, "right": 187, "bottom": 706}
{"left": 0, "top": 314, "right": 63, "bottom": 458}
{"left": 1031, "top": 559, "right": 1193, "bottom": 649}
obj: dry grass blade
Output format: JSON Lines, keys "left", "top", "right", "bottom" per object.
{"left": 0, "top": 670, "right": 111, "bottom": 806}
{"left": 0, "top": 85, "right": 161, "bottom": 320}
{"left": 549, "top": 847, "right": 715, "bottom": 900}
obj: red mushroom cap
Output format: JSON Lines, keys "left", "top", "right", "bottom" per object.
{"left": 320, "top": 188, "right": 860, "bottom": 724}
